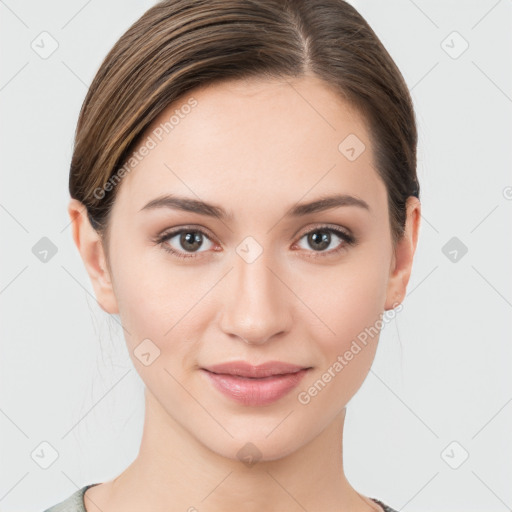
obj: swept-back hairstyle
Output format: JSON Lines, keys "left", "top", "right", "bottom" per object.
{"left": 69, "top": 0, "right": 419, "bottom": 259}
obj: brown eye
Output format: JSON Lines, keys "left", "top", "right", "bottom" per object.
{"left": 178, "top": 231, "right": 204, "bottom": 252}
{"left": 157, "top": 228, "right": 215, "bottom": 259}
{"left": 306, "top": 230, "right": 332, "bottom": 251}
{"left": 295, "top": 226, "right": 356, "bottom": 257}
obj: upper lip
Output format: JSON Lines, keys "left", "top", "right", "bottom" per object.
{"left": 202, "top": 361, "right": 310, "bottom": 378}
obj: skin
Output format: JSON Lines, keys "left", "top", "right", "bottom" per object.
{"left": 69, "top": 74, "right": 420, "bottom": 512}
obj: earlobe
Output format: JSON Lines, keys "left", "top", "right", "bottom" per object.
{"left": 384, "top": 196, "right": 421, "bottom": 311}
{"left": 67, "top": 198, "right": 119, "bottom": 314}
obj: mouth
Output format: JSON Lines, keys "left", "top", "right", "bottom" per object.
{"left": 200, "top": 361, "right": 312, "bottom": 406}
{"left": 202, "top": 360, "right": 311, "bottom": 378}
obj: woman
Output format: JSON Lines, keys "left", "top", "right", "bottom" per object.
{"left": 45, "top": 0, "right": 421, "bottom": 510}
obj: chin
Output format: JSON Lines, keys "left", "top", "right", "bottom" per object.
{"left": 191, "top": 417, "right": 314, "bottom": 464}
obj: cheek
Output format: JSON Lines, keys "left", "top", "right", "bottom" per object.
{"left": 110, "top": 251, "right": 216, "bottom": 373}
{"left": 112, "top": 244, "right": 202, "bottom": 330}
{"left": 306, "top": 251, "right": 389, "bottom": 342}
{"left": 297, "top": 263, "right": 388, "bottom": 413}
{"left": 297, "top": 243, "right": 392, "bottom": 405}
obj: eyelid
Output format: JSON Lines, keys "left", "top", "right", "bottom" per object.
{"left": 295, "top": 222, "right": 353, "bottom": 240}
{"left": 158, "top": 224, "right": 217, "bottom": 243}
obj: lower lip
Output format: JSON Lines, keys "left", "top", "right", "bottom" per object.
{"left": 201, "top": 368, "right": 309, "bottom": 406}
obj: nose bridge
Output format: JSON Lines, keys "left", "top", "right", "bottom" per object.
{"left": 219, "top": 244, "right": 291, "bottom": 344}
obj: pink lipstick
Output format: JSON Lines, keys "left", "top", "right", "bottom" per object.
{"left": 201, "top": 361, "right": 311, "bottom": 406}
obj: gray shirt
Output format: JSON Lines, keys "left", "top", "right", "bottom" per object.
{"left": 43, "top": 483, "right": 400, "bottom": 512}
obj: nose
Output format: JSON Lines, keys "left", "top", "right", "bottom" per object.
{"left": 218, "top": 250, "right": 293, "bottom": 346}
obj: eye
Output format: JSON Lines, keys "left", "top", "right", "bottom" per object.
{"left": 154, "top": 224, "right": 357, "bottom": 261}
{"left": 294, "top": 225, "right": 356, "bottom": 258}
{"left": 155, "top": 227, "right": 216, "bottom": 259}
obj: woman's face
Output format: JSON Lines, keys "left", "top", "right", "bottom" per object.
{"left": 88, "top": 75, "right": 417, "bottom": 460}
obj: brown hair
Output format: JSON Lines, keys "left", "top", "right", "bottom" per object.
{"left": 69, "top": 0, "right": 419, "bottom": 263}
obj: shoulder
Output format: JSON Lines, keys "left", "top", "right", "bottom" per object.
{"left": 42, "top": 486, "right": 396, "bottom": 512}
{"left": 370, "top": 497, "right": 400, "bottom": 512}
{"left": 43, "top": 484, "right": 100, "bottom": 512}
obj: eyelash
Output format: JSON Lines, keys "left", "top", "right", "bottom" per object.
{"left": 153, "top": 224, "right": 357, "bottom": 260}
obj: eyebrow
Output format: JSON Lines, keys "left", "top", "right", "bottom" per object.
{"left": 139, "top": 193, "right": 370, "bottom": 220}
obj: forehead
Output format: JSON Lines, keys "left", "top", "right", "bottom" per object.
{"left": 111, "top": 75, "right": 386, "bottom": 221}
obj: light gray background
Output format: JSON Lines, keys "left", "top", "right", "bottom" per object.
{"left": 1, "top": 1, "right": 511, "bottom": 511}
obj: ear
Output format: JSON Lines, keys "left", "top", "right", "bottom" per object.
{"left": 384, "top": 196, "right": 421, "bottom": 310}
{"left": 67, "top": 198, "right": 119, "bottom": 314}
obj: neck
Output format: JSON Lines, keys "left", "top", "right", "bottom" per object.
{"left": 90, "top": 388, "right": 380, "bottom": 512}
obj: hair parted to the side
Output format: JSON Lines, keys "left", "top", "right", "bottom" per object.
{"left": 69, "top": 0, "right": 420, "bottom": 265}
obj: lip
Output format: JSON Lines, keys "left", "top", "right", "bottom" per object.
{"left": 204, "top": 360, "right": 309, "bottom": 378}
{"left": 201, "top": 361, "right": 311, "bottom": 406}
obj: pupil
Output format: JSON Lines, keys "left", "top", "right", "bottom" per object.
{"left": 309, "top": 231, "right": 330, "bottom": 251}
